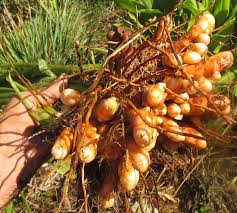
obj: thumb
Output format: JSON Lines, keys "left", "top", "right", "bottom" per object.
{"left": 40, "top": 74, "right": 68, "bottom": 105}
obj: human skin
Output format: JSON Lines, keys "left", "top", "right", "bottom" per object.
{"left": 0, "top": 76, "right": 68, "bottom": 210}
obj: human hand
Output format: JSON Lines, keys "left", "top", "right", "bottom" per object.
{"left": 0, "top": 76, "right": 68, "bottom": 210}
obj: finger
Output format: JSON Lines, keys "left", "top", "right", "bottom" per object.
{"left": 40, "top": 74, "right": 68, "bottom": 105}
{"left": 2, "top": 74, "right": 68, "bottom": 118}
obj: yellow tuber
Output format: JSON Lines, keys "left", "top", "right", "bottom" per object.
{"left": 180, "top": 103, "right": 191, "bottom": 114}
{"left": 94, "top": 97, "right": 120, "bottom": 122}
{"left": 78, "top": 123, "right": 100, "bottom": 163}
{"left": 152, "top": 103, "right": 167, "bottom": 116}
{"left": 167, "top": 103, "right": 182, "bottom": 120}
{"left": 118, "top": 154, "right": 140, "bottom": 191}
{"left": 127, "top": 138, "right": 151, "bottom": 173}
{"left": 203, "top": 13, "right": 215, "bottom": 32}
{"left": 142, "top": 84, "right": 166, "bottom": 107}
{"left": 60, "top": 88, "right": 80, "bottom": 106}
{"left": 182, "top": 127, "right": 207, "bottom": 149}
{"left": 197, "top": 77, "right": 213, "bottom": 93}
{"left": 162, "top": 120, "right": 185, "bottom": 142}
{"left": 182, "top": 51, "right": 202, "bottom": 64}
{"left": 183, "top": 51, "right": 234, "bottom": 78}
{"left": 51, "top": 128, "right": 74, "bottom": 160}
{"left": 189, "top": 43, "right": 208, "bottom": 56}
{"left": 128, "top": 108, "right": 159, "bottom": 148}
{"left": 169, "top": 14, "right": 213, "bottom": 53}
{"left": 189, "top": 96, "right": 208, "bottom": 115}
{"left": 194, "top": 33, "right": 210, "bottom": 45}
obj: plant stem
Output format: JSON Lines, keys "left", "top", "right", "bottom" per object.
{"left": 0, "top": 63, "right": 100, "bottom": 83}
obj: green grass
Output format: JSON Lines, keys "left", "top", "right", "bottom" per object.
{"left": 0, "top": 0, "right": 109, "bottom": 65}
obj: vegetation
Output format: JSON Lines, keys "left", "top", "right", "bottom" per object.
{"left": 0, "top": 0, "right": 237, "bottom": 212}
{"left": 0, "top": 0, "right": 110, "bottom": 105}
{"left": 0, "top": 0, "right": 109, "bottom": 64}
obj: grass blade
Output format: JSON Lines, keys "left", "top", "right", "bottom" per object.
{"left": 20, "top": 192, "right": 32, "bottom": 213}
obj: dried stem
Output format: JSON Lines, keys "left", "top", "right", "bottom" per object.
{"left": 57, "top": 175, "right": 71, "bottom": 213}
{"left": 110, "top": 75, "right": 141, "bottom": 87}
{"left": 81, "top": 163, "right": 89, "bottom": 213}
{"left": 174, "top": 151, "right": 209, "bottom": 196}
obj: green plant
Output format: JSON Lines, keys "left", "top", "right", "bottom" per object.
{"left": 3, "top": 201, "right": 16, "bottom": 213}
{"left": 0, "top": 0, "right": 107, "bottom": 65}
{"left": 0, "top": 0, "right": 110, "bottom": 106}
{"left": 115, "top": 0, "right": 163, "bottom": 26}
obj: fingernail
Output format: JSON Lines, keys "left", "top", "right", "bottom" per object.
{"left": 59, "top": 73, "right": 67, "bottom": 80}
